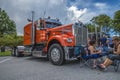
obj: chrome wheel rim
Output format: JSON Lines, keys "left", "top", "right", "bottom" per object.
{"left": 51, "top": 48, "right": 60, "bottom": 62}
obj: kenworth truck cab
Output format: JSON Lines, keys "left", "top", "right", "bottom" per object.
{"left": 23, "top": 17, "right": 87, "bottom": 65}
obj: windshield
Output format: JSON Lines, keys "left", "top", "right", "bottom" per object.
{"left": 46, "top": 22, "right": 62, "bottom": 28}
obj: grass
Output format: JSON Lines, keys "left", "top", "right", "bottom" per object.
{"left": 0, "top": 51, "right": 11, "bottom": 56}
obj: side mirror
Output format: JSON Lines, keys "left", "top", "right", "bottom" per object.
{"left": 37, "top": 22, "right": 44, "bottom": 29}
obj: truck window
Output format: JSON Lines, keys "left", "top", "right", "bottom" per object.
{"left": 46, "top": 22, "right": 61, "bottom": 28}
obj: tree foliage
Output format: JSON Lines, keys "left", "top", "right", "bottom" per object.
{"left": 0, "top": 8, "right": 23, "bottom": 52}
{"left": 113, "top": 10, "right": 120, "bottom": 33}
{"left": 91, "top": 14, "right": 111, "bottom": 27}
{"left": 86, "top": 23, "right": 95, "bottom": 32}
{"left": 0, "top": 34, "right": 23, "bottom": 48}
{"left": 89, "top": 14, "right": 112, "bottom": 39}
{"left": 0, "top": 8, "right": 16, "bottom": 36}
{"left": 91, "top": 14, "right": 111, "bottom": 33}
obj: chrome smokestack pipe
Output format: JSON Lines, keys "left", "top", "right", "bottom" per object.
{"left": 31, "top": 11, "right": 35, "bottom": 45}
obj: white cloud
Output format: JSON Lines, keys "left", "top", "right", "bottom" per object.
{"left": 66, "top": 0, "right": 92, "bottom": 8}
{"left": 0, "top": 0, "right": 119, "bottom": 35}
{"left": 0, "top": 0, "right": 90, "bottom": 35}
{"left": 94, "top": 2, "right": 113, "bottom": 16}
{"left": 0, "top": 0, "right": 68, "bottom": 35}
{"left": 67, "top": 6, "right": 87, "bottom": 22}
{"left": 94, "top": 3, "right": 108, "bottom": 9}
{"left": 79, "top": 11, "right": 97, "bottom": 23}
{"left": 67, "top": 8, "right": 97, "bottom": 23}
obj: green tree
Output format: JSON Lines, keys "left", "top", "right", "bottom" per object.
{"left": 91, "top": 14, "right": 111, "bottom": 37}
{"left": 0, "top": 8, "right": 16, "bottom": 52}
{"left": 0, "top": 34, "right": 23, "bottom": 51}
{"left": 113, "top": 10, "right": 120, "bottom": 35}
{"left": 86, "top": 23, "right": 95, "bottom": 32}
{"left": 0, "top": 8, "right": 16, "bottom": 36}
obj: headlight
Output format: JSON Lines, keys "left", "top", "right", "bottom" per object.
{"left": 66, "top": 38, "right": 72, "bottom": 43}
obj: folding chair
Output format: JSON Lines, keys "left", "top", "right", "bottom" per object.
{"left": 79, "top": 55, "right": 93, "bottom": 68}
{"left": 113, "top": 59, "right": 120, "bottom": 72}
{"left": 79, "top": 46, "right": 103, "bottom": 68}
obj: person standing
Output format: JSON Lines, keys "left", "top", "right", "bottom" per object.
{"left": 108, "top": 36, "right": 114, "bottom": 48}
{"left": 100, "top": 35, "right": 107, "bottom": 47}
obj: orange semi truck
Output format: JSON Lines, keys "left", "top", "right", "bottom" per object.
{"left": 19, "top": 17, "right": 87, "bottom": 65}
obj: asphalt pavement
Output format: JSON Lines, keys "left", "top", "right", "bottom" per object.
{"left": 0, "top": 56, "right": 119, "bottom": 80}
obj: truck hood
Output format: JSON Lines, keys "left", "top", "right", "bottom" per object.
{"left": 47, "top": 24, "right": 73, "bottom": 35}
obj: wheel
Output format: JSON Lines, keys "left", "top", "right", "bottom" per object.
{"left": 114, "top": 60, "right": 120, "bottom": 72}
{"left": 15, "top": 49, "right": 20, "bottom": 57}
{"left": 48, "top": 44, "right": 65, "bottom": 65}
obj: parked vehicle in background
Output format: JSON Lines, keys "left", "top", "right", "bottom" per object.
{"left": 11, "top": 46, "right": 24, "bottom": 57}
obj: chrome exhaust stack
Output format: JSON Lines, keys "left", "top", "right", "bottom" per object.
{"left": 31, "top": 11, "right": 35, "bottom": 45}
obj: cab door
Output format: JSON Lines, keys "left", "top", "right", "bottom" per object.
{"left": 36, "top": 20, "right": 47, "bottom": 44}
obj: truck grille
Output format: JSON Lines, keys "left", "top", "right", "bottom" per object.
{"left": 73, "top": 23, "right": 87, "bottom": 46}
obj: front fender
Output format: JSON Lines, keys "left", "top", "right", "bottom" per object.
{"left": 47, "top": 35, "right": 75, "bottom": 47}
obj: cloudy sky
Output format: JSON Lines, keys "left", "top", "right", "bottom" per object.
{"left": 0, "top": 0, "right": 120, "bottom": 35}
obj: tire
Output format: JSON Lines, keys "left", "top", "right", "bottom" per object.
{"left": 15, "top": 49, "right": 20, "bottom": 57}
{"left": 48, "top": 44, "right": 65, "bottom": 65}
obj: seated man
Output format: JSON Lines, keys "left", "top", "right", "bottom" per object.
{"left": 98, "top": 36, "right": 120, "bottom": 70}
